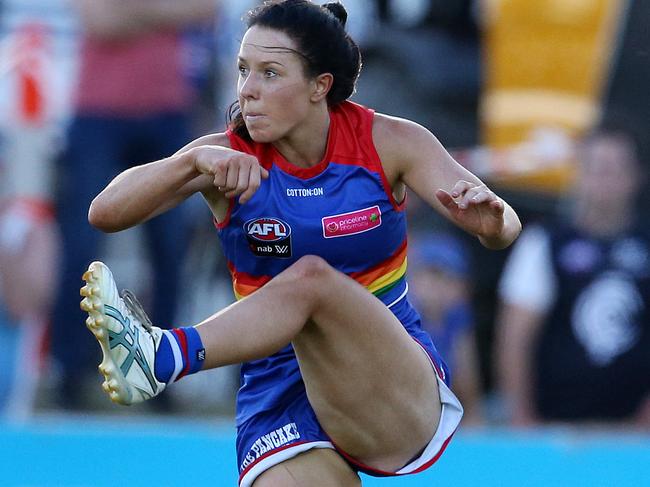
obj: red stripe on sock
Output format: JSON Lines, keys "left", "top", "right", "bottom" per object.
{"left": 171, "top": 328, "right": 190, "bottom": 381}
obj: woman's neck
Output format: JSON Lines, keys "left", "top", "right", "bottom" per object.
{"left": 272, "top": 104, "right": 330, "bottom": 168}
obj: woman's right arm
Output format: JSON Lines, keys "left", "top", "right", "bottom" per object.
{"left": 88, "top": 133, "right": 267, "bottom": 232}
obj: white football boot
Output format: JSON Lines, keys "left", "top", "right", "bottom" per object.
{"left": 80, "top": 261, "right": 166, "bottom": 405}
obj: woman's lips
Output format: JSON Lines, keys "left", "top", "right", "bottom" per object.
{"left": 245, "top": 114, "right": 266, "bottom": 123}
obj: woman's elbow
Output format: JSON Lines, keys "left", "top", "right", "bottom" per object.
{"left": 88, "top": 199, "right": 121, "bottom": 233}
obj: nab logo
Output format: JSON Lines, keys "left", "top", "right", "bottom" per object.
{"left": 245, "top": 217, "right": 292, "bottom": 258}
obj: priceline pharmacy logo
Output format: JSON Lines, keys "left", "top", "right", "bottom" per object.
{"left": 322, "top": 205, "right": 382, "bottom": 238}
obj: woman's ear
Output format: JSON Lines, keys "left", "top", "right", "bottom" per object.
{"left": 311, "top": 73, "right": 334, "bottom": 102}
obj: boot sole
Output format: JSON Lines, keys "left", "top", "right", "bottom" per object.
{"left": 80, "top": 261, "right": 134, "bottom": 406}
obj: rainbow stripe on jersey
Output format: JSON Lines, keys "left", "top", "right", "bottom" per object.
{"left": 229, "top": 239, "right": 408, "bottom": 301}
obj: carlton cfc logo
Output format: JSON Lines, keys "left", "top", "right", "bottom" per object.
{"left": 245, "top": 217, "right": 292, "bottom": 258}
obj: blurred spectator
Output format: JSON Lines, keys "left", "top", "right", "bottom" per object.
{"left": 495, "top": 124, "right": 650, "bottom": 428}
{"left": 50, "top": 0, "right": 216, "bottom": 409}
{"left": 409, "top": 231, "right": 483, "bottom": 425}
{"left": 0, "top": 0, "right": 78, "bottom": 420}
{"left": 0, "top": 207, "right": 57, "bottom": 420}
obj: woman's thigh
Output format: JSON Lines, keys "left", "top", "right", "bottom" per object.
{"left": 282, "top": 258, "right": 442, "bottom": 469}
{"left": 252, "top": 449, "right": 360, "bottom": 487}
{"left": 200, "top": 255, "right": 449, "bottom": 472}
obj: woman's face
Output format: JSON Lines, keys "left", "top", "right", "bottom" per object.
{"left": 237, "top": 26, "right": 316, "bottom": 143}
{"left": 576, "top": 135, "right": 640, "bottom": 211}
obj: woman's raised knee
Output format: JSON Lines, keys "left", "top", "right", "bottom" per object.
{"left": 281, "top": 255, "right": 334, "bottom": 304}
{"left": 290, "top": 255, "right": 333, "bottom": 281}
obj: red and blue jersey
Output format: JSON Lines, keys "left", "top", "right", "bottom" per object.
{"left": 220, "top": 101, "right": 445, "bottom": 425}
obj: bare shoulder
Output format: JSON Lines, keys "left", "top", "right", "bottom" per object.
{"left": 372, "top": 113, "right": 410, "bottom": 151}
{"left": 196, "top": 132, "right": 231, "bottom": 148}
{"left": 372, "top": 112, "right": 423, "bottom": 138}
{"left": 373, "top": 112, "right": 440, "bottom": 155}
{"left": 174, "top": 132, "right": 231, "bottom": 156}
{"left": 372, "top": 112, "right": 444, "bottom": 178}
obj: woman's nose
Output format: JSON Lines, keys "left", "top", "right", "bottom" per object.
{"left": 239, "top": 73, "right": 259, "bottom": 99}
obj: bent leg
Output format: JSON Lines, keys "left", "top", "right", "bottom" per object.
{"left": 252, "top": 449, "right": 360, "bottom": 487}
{"left": 196, "top": 256, "right": 444, "bottom": 470}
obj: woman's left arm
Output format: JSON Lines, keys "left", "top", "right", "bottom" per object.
{"left": 373, "top": 113, "right": 521, "bottom": 250}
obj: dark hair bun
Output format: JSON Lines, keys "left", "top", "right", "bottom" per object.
{"left": 323, "top": 2, "right": 347, "bottom": 27}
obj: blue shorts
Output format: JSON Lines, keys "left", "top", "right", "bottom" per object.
{"left": 236, "top": 336, "right": 463, "bottom": 487}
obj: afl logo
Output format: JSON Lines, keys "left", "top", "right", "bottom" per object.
{"left": 245, "top": 217, "right": 292, "bottom": 258}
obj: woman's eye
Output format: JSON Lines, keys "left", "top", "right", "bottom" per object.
{"left": 264, "top": 70, "right": 277, "bottom": 78}
{"left": 238, "top": 65, "right": 248, "bottom": 76}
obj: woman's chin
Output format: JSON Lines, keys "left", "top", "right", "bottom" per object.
{"left": 248, "top": 129, "right": 276, "bottom": 143}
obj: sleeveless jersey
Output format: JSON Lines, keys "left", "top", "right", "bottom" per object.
{"left": 535, "top": 223, "right": 650, "bottom": 420}
{"left": 220, "top": 101, "right": 438, "bottom": 425}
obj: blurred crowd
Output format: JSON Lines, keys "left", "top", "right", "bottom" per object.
{"left": 1, "top": 0, "right": 649, "bottom": 435}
